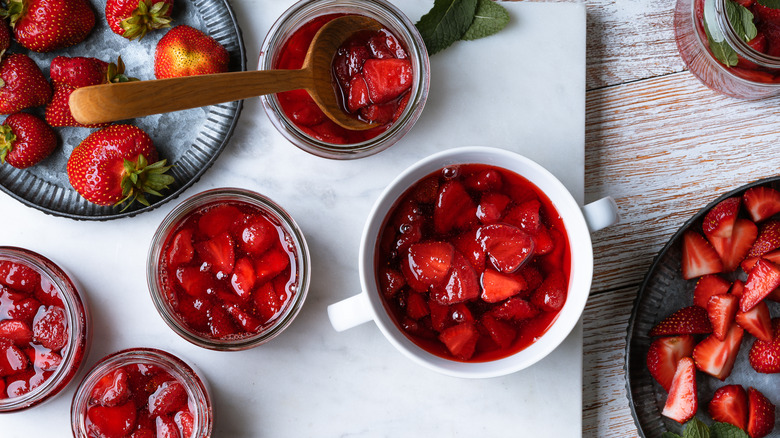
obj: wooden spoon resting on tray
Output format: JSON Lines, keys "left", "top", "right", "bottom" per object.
{"left": 69, "top": 15, "right": 382, "bottom": 130}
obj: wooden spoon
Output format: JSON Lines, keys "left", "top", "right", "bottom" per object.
{"left": 69, "top": 15, "right": 383, "bottom": 130}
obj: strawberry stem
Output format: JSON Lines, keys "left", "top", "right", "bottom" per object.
{"left": 120, "top": 0, "right": 172, "bottom": 40}
{"left": 0, "top": 124, "right": 16, "bottom": 164}
{"left": 117, "top": 154, "right": 174, "bottom": 210}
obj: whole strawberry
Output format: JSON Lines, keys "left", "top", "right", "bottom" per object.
{"left": 4, "top": 0, "right": 95, "bottom": 52}
{"left": 0, "top": 113, "right": 56, "bottom": 169}
{"left": 46, "top": 56, "right": 137, "bottom": 128}
{"left": 106, "top": 0, "right": 173, "bottom": 40}
{"left": 154, "top": 25, "right": 229, "bottom": 79}
{"left": 0, "top": 54, "right": 51, "bottom": 114}
{"left": 0, "top": 19, "right": 10, "bottom": 56}
{"left": 67, "top": 124, "right": 174, "bottom": 208}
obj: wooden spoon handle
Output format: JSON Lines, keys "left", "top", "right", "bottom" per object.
{"left": 69, "top": 69, "right": 312, "bottom": 125}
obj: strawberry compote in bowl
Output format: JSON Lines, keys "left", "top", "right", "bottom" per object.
{"left": 259, "top": 0, "right": 429, "bottom": 159}
{"left": 71, "top": 348, "right": 212, "bottom": 438}
{"left": 328, "top": 147, "right": 619, "bottom": 377}
{"left": 0, "top": 247, "right": 90, "bottom": 412}
{"left": 148, "top": 188, "right": 310, "bottom": 351}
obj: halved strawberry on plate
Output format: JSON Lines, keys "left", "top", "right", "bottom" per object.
{"left": 401, "top": 242, "right": 455, "bottom": 293}
{"left": 702, "top": 197, "right": 741, "bottom": 239}
{"left": 693, "top": 274, "right": 731, "bottom": 308}
{"left": 649, "top": 306, "right": 713, "bottom": 337}
{"left": 736, "top": 301, "right": 773, "bottom": 343}
{"left": 692, "top": 325, "right": 744, "bottom": 380}
{"left": 741, "top": 258, "right": 780, "bottom": 312}
{"left": 706, "top": 293, "right": 738, "bottom": 341}
{"left": 480, "top": 268, "right": 526, "bottom": 303}
{"left": 709, "top": 384, "right": 748, "bottom": 431}
{"left": 430, "top": 250, "right": 479, "bottom": 305}
{"left": 748, "top": 317, "right": 780, "bottom": 374}
{"left": 747, "top": 387, "right": 776, "bottom": 438}
{"left": 477, "top": 223, "right": 535, "bottom": 273}
{"left": 707, "top": 218, "right": 757, "bottom": 272}
{"left": 681, "top": 230, "right": 723, "bottom": 280}
{"left": 744, "top": 186, "right": 780, "bottom": 222}
{"left": 438, "top": 322, "right": 479, "bottom": 361}
{"left": 661, "top": 357, "right": 697, "bottom": 424}
{"left": 747, "top": 220, "right": 780, "bottom": 259}
{"left": 646, "top": 335, "right": 695, "bottom": 392}
{"left": 741, "top": 248, "right": 780, "bottom": 272}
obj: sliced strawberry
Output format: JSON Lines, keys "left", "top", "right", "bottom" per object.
{"left": 0, "top": 319, "right": 33, "bottom": 345}
{"left": 480, "top": 269, "right": 526, "bottom": 303}
{"left": 34, "top": 280, "right": 62, "bottom": 307}
{"left": 195, "top": 232, "right": 235, "bottom": 275}
{"left": 736, "top": 301, "right": 773, "bottom": 342}
{"left": 708, "top": 218, "right": 758, "bottom": 272}
{"left": 428, "top": 300, "right": 451, "bottom": 332}
{"left": 240, "top": 215, "right": 277, "bottom": 255}
{"left": 362, "top": 58, "right": 412, "bottom": 104}
{"left": 744, "top": 186, "right": 780, "bottom": 222}
{"left": 434, "top": 180, "right": 477, "bottom": 235}
{"left": 681, "top": 230, "right": 723, "bottom": 280}
{"left": 702, "top": 197, "right": 741, "bottom": 238}
{"left": 155, "top": 415, "right": 179, "bottom": 438}
{"left": 747, "top": 220, "right": 780, "bottom": 258}
{"left": 0, "top": 261, "right": 40, "bottom": 293}
{"left": 174, "top": 410, "right": 195, "bottom": 438}
{"left": 741, "top": 258, "right": 780, "bottom": 312}
{"left": 646, "top": 335, "right": 696, "bottom": 392}
{"left": 692, "top": 325, "right": 744, "bottom": 380}
{"left": 452, "top": 228, "right": 485, "bottom": 273}
{"left": 741, "top": 249, "right": 780, "bottom": 272}
{"left": 223, "top": 303, "right": 263, "bottom": 333}
{"left": 504, "top": 199, "right": 543, "bottom": 234}
{"left": 175, "top": 295, "right": 212, "bottom": 332}
{"left": 30, "top": 349, "right": 61, "bottom": 372}
{"left": 86, "top": 401, "right": 137, "bottom": 438}
{"left": 489, "top": 297, "right": 539, "bottom": 320}
{"left": 477, "top": 224, "right": 535, "bottom": 273}
{"left": 480, "top": 314, "right": 516, "bottom": 349}
{"left": 532, "top": 227, "right": 555, "bottom": 255}
{"left": 438, "top": 322, "right": 479, "bottom": 360}
{"left": 230, "top": 258, "right": 255, "bottom": 302}
{"left": 359, "top": 101, "right": 396, "bottom": 125}
{"left": 167, "top": 228, "right": 194, "bottom": 267}
{"left": 405, "top": 292, "right": 429, "bottom": 320}
{"left": 531, "top": 270, "right": 567, "bottom": 312}
{"left": 661, "top": 357, "right": 697, "bottom": 423}
{"left": 347, "top": 75, "right": 370, "bottom": 112}
{"left": 90, "top": 368, "right": 130, "bottom": 407}
{"left": 476, "top": 193, "right": 511, "bottom": 224}
{"left": 0, "top": 339, "right": 28, "bottom": 377}
{"left": 709, "top": 384, "right": 748, "bottom": 431}
{"left": 32, "top": 306, "right": 67, "bottom": 352}
{"left": 148, "top": 380, "right": 187, "bottom": 416}
{"left": 378, "top": 267, "right": 405, "bottom": 298}
{"left": 747, "top": 387, "right": 776, "bottom": 438}
{"left": 198, "top": 204, "right": 241, "bottom": 237}
{"left": 464, "top": 169, "right": 503, "bottom": 192}
{"left": 402, "top": 242, "right": 455, "bottom": 292}
{"left": 5, "top": 296, "right": 41, "bottom": 326}
{"left": 706, "top": 294, "right": 738, "bottom": 341}
{"left": 253, "top": 282, "right": 284, "bottom": 323}
{"left": 748, "top": 317, "right": 780, "bottom": 374}
{"left": 254, "top": 248, "right": 290, "bottom": 286}
{"left": 207, "top": 304, "right": 239, "bottom": 338}
{"left": 650, "top": 306, "right": 713, "bottom": 337}
{"left": 430, "top": 251, "right": 479, "bottom": 304}
{"left": 731, "top": 279, "right": 745, "bottom": 297}
{"left": 175, "top": 266, "right": 213, "bottom": 298}
{"left": 693, "top": 274, "right": 731, "bottom": 308}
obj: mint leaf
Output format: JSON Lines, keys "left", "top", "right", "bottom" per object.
{"left": 710, "top": 422, "right": 750, "bottom": 438}
{"left": 416, "top": 0, "right": 478, "bottom": 55}
{"left": 725, "top": 0, "right": 757, "bottom": 42}
{"left": 703, "top": 0, "right": 739, "bottom": 67}
{"left": 757, "top": 0, "right": 780, "bottom": 8}
{"left": 683, "top": 418, "right": 710, "bottom": 438}
{"left": 663, "top": 433, "right": 684, "bottom": 438}
{"left": 461, "top": 0, "right": 510, "bottom": 41}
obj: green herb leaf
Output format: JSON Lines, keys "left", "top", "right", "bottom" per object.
{"left": 416, "top": 0, "right": 478, "bottom": 55}
{"left": 703, "top": 0, "right": 739, "bottom": 67}
{"left": 757, "top": 0, "right": 780, "bottom": 8}
{"left": 461, "top": 0, "right": 510, "bottom": 41}
{"left": 683, "top": 418, "right": 711, "bottom": 438}
{"left": 725, "top": 0, "right": 757, "bottom": 42}
{"left": 710, "top": 422, "right": 750, "bottom": 438}
{"left": 663, "top": 433, "right": 684, "bottom": 438}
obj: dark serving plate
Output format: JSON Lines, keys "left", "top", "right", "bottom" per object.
{"left": 0, "top": 0, "right": 245, "bottom": 220}
{"left": 626, "top": 176, "right": 780, "bottom": 437}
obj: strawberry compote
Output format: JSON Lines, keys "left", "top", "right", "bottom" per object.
{"left": 71, "top": 348, "right": 212, "bottom": 438}
{"left": 149, "top": 189, "right": 310, "bottom": 350}
{"left": 376, "top": 165, "right": 571, "bottom": 362}
{"left": 0, "top": 247, "right": 89, "bottom": 412}
{"left": 275, "top": 14, "right": 412, "bottom": 144}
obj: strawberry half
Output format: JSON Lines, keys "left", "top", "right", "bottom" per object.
{"left": 0, "top": 339, "right": 28, "bottom": 376}
{"left": 743, "top": 186, "right": 780, "bottom": 222}
{"left": 741, "top": 249, "right": 780, "bottom": 272}
{"left": 681, "top": 230, "right": 723, "bottom": 280}
{"left": 702, "top": 197, "right": 741, "bottom": 238}
{"left": 650, "top": 306, "right": 713, "bottom": 337}
{"left": 693, "top": 274, "right": 731, "bottom": 308}
{"left": 90, "top": 368, "right": 130, "bottom": 407}
{"left": 194, "top": 232, "right": 235, "bottom": 275}
{"left": 430, "top": 251, "right": 479, "bottom": 305}
{"left": 661, "top": 357, "right": 697, "bottom": 424}
{"left": 32, "top": 306, "right": 67, "bottom": 352}
{"left": 709, "top": 384, "right": 748, "bottom": 431}
{"left": 438, "top": 322, "right": 479, "bottom": 361}
{"left": 646, "top": 335, "right": 695, "bottom": 392}
{"left": 692, "top": 325, "right": 744, "bottom": 380}
{"left": 378, "top": 267, "right": 405, "bottom": 298}
{"left": 167, "top": 229, "right": 194, "bottom": 268}
{"left": 747, "top": 220, "right": 780, "bottom": 258}
{"left": 362, "top": 58, "right": 413, "bottom": 104}
{"left": 480, "top": 268, "right": 526, "bottom": 303}
{"left": 748, "top": 317, "right": 780, "bottom": 374}
{"left": 708, "top": 218, "right": 758, "bottom": 272}
{"left": 530, "top": 270, "right": 567, "bottom": 312}
{"left": 86, "top": 401, "right": 137, "bottom": 438}
{"left": 736, "top": 301, "right": 773, "bottom": 343}
{"left": 0, "top": 319, "right": 33, "bottom": 345}
{"left": 747, "top": 387, "right": 776, "bottom": 438}
{"left": 741, "top": 258, "right": 780, "bottom": 312}
{"left": 480, "top": 314, "right": 516, "bottom": 349}
{"left": 402, "top": 242, "right": 455, "bottom": 292}
{"left": 706, "top": 293, "right": 738, "bottom": 341}
{"left": 434, "top": 180, "right": 477, "bottom": 235}
{"left": 489, "top": 297, "right": 539, "bottom": 321}
{"left": 148, "top": 380, "right": 187, "bottom": 416}
{"left": 477, "top": 223, "right": 535, "bottom": 273}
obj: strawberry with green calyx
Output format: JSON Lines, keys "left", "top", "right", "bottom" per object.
{"left": 154, "top": 25, "right": 229, "bottom": 79}
{"left": 46, "top": 56, "right": 138, "bottom": 128}
{"left": 0, "top": 54, "right": 51, "bottom": 114}
{"left": 67, "top": 124, "right": 174, "bottom": 208}
{"left": 0, "top": 112, "right": 56, "bottom": 169}
{"left": 2, "top": 0, "right": 95, "bottom": 53}
{"left": 106, "top": 0, "right": 173, "bottom": 40}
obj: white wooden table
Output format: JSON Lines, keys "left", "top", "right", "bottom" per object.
{"left": 578, "top": 0, "right": 780, "bottom": 435}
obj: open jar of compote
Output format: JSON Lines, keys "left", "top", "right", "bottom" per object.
{"left": 259, "top": 0, "right": 430, "bottom": 159}
{"left": 675, "top": 0, "right": 780, "bottom": 99}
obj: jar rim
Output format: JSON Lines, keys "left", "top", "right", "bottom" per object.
{"left": 714, "top": 0, "right": 780, "bottom": 69}
{"left": 147, "top": 188, "right": 311, "bottom": 351}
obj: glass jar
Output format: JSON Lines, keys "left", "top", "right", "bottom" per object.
{"left": 147, "top": 188, "right": 311, "bottom": 351}
{"left": 259, "top": 0, "right": 430, "bottom": 159}
{"left": 0, "top": 246, "right": 90, "bottom": 412}
{"left": 674, "top": 0, "right": 780, "bottom": 99}
{"left": 71, "top": 348, "right": 212, "bottom": 438}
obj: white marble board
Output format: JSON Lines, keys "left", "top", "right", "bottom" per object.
{"left": 2, "top": 1, "right": 586, "bottom": 436}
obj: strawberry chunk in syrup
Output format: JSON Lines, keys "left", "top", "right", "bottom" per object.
{"left": 376, "top": 164, "right": 570, "bottom": 361}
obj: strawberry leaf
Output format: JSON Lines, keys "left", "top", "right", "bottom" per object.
{"left": 461, "top": 0, "right": 510, "bottom": 41}
{"left": 416, "top": 0, "right": 478, "bottom": 55}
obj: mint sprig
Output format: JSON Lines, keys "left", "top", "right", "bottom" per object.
{"left": 757, "top": 0, "right": 780, "bottom": 8}
{"left": 416, "top": 0, "right": 510, "bottom": 55}
{"left": 662, "top": 419, "right": 749, "bottom": 438}
{"left": 703, "top": 0, "right": 757, "bottom": 67}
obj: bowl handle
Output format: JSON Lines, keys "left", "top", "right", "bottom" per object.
{"left": 581, "top": 197, "right": 619, "bottom": 233}
{"left": 327, "top": 293, "right": 373, "bottom": 332}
